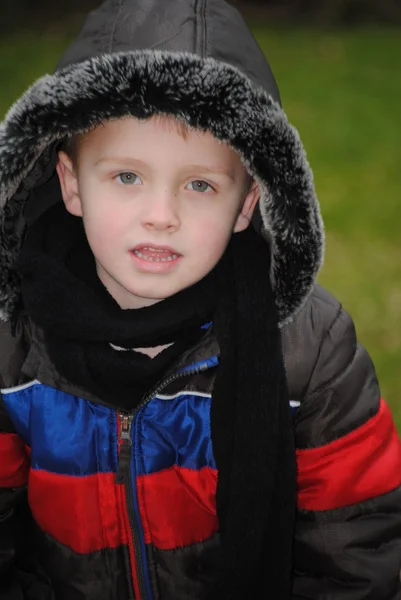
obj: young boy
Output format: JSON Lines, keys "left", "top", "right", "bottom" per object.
{"left": 0, "top": 1, "right": 400, "bottom": 599}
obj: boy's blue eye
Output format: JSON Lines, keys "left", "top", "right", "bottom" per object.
{"left": 188, "top": 180, "right": 213, "bottom": 193}
{"left": 117, "top": 172, "right": 140, "bottom": 185}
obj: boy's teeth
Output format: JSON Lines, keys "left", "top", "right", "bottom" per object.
{"left": 134, "top": 249, "right": 178, "bottom": 262}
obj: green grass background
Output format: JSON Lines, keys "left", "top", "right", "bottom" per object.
{"left": 1, "top": 27, "right": 400, "bottom": 427}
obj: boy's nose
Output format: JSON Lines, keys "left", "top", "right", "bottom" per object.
{"left": 141, "top": 192, "right": 181, "bottom": 232}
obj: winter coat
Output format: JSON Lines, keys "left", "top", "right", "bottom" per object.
{"left": 0, "top": 0, "right": 400, "bottom": 599}
{"left": 1, "top": 288, "right": 401, "bottom": 600}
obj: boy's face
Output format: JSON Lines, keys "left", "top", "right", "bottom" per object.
{"left": 57, "top": 116, "right": 259, "bottom": 309}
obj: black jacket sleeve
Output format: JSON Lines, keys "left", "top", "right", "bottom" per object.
{"left": 292, "top": 302, "right": 401, "bottom": 599}
{"left": 0, "top": 399, "right": 29, "bottom": 599}
{"left": 0, "top": 399, "right": 55, "bottom": 600}
{"left": 0, "top": 316, "right": 54, "bottom": 600}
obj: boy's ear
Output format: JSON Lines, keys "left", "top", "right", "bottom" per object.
{"left": 233, "top": 180, "right": 260, "bottom": 233}
{"left": 56, "top": 151, "right": 83, "bottom": 217}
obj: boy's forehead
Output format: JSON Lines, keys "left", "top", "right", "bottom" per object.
{"left": 81, "top": 114, "right": 219, "bottom": 145}
{"left": 76, "top": 115, "right": 248, "bottom": 176}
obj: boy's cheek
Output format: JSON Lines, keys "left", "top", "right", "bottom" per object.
{"left": 196, "top": 218, "right": 233, "bottom": 247}
{"left": 84, "top": 212, "right": 125, "bottom": 243}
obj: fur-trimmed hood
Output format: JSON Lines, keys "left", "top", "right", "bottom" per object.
{"left": 0, "top": 0, "right": 324, "bottom": 324}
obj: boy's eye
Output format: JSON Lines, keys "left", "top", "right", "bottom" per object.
{"left": 117, "top": 172, "right": 141, "bottom": 185}
{"left": 187, "top": 180, "right": 213, "bottom": 193}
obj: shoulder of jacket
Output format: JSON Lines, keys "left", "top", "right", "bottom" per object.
{"left": 0, "top": 315, "right": 32, "bottom": 388}
{"left": 281, "top": 284, "right": 353, "bottom": 400}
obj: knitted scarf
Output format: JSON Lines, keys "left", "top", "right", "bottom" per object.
{"left": 19, "top": 204, "right": 296, "bottom": 599}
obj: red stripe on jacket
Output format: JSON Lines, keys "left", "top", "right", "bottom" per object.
{"left": 297, "top": 398, "right": 401, "bottom": 511}
{"left": 0, "top": 433, "right": 30, "bottom": 488}
{"left": 137, "top": 465, "right": 218, "bottom": 550}
{"left": 29, "top": 469, "right": 128, "bottom": 553}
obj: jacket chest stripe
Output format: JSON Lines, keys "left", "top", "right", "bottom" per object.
{"left": 1, "top": 380, "right": 40, "bottom": 393}
{"left": 28, "top": 468, "right": 129, "bottom": 553}
{"left": 133, "top": 396, "right": 219, "bottom": 550}
{"left": 297, "top": 399, "right": 401, "bottom": 511}
{"left": 136, "top": 465, "right": 218, "bottom": 550}
{"left": 2, "top": 383, "right": 119, "bottom": 475}
{"left": 135, "top": 393, "right": 216, "bottom": 476}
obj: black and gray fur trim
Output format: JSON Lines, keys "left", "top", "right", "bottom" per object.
{"left": 0, "top": 50, "right": 324, "bottom": 324}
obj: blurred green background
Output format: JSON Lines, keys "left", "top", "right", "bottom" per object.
{"left": 0, "top": 6, "right": 400, "bottom": 427}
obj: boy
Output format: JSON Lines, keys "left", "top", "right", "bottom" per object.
{"left": 0, "top": 0, "right": 400, "bottom": 599}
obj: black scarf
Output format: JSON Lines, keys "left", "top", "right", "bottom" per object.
{"left": 19, "top": 204, "right": 296, "bottom": 599}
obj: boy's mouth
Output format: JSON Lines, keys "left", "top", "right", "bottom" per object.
{"left": 130, "top": 244, "right": 181, "bottom": 264}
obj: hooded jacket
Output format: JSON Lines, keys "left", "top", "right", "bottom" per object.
{"left": 0, "top": 1, "right": 401, "bottom": 599}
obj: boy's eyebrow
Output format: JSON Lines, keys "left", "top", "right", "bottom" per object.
{"left": 94, "top": 157, "right": 146, "bottom": 168}
{"left": 184, "top": 165, "right": 237, "bottom": 182}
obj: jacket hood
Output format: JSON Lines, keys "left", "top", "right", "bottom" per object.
{"left": 0, "top": 0, "right": 324, "bottom": 324}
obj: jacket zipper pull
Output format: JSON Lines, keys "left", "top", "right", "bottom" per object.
{"left": 116, "top": 412, "right": 133, "bottom": 484}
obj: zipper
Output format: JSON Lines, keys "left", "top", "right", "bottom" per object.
{"left": 116, "top": 361, "right": 211, "bottom": 600}
{"left": 139, "top": 360, "right": 210, "bottom": 412}
{"left": 116, "top": 412, "right": 133, "bottom": 484}
{"left": 116, "top": 363, "right": 209, "bottom": 481}
{"left": 117, "top": 410, "right": 146, "bottom": 600}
